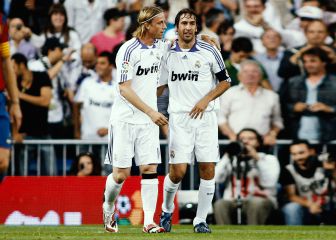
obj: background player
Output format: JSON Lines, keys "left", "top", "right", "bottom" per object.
{"left": 158, "top": 8, "right": 231, "bottom": 233}
{"left": 0, "top": 10, "right": 22, "bottom": 182}
{"left": 102, "top": 6, "right": 168, "bottom": 234}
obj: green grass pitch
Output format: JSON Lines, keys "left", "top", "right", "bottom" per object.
{"left": 1, "top": 225, "right": 336, "bottom": 240}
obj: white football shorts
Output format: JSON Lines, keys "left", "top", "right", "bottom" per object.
{"left": 104, "top": 121, "right": 161, "bottom": 168}
{"left": 168, "top": 111, "right": 219, "bottom": 164}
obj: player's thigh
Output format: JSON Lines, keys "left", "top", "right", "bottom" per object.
{"left": 134, "top": 123, "right": 161, "bottom": 166}
{"left": 195, "top": 112, "right": 219, "bottom": 163}
{"left": 168, "top": 114, "right": 195, "bottom": 164}
{"left": 111, "top": 121, "right": 135, "bottom": 168}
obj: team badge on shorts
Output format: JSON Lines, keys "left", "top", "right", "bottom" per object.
{"left": 170, "top": 150, "right": 175, "bottom": 159}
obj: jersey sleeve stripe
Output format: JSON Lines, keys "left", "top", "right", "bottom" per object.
{"left": 120, "top": 41, "right": 140, "bottom": 82}
{"left": 198, "top": 42, "right": 225, "bottom": 70}
{"left": 123, "top": 40, "right": 140, "bottom": 62}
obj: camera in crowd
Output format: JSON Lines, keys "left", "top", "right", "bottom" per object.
{"left": 225, "top": 141, "right": 250, "bottom": 161}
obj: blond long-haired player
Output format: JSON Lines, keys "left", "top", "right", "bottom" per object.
{"left": 102, "top": 6, "right": 168, "bottom": 233}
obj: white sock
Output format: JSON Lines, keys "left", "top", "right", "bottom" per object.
{"left": 141, "top": 178, "right": 159, "bottom": 226}
{"left": 162, "top": 174, "right": 180, "bottom": 213}
{"left": 193, "top": 178, "right": 215, "bottom": 226}
{"left": 103, "top": 173, "right": 123, "bottom": 213}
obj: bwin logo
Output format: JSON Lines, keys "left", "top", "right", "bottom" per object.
{"left": 136, "top": 65, "right": 159, "bottom": 76}
{"left": 171, "top": 71, "right": 199, "bottom": 81}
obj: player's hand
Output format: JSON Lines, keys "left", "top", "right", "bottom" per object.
{"left": 147, "top": 110, "right": 168, "bottom": 126}
{"left": 308, "top": 202, "right": 322, "bottom": 214}
{"left": 13, "top": 132, "right": 24, "bottom": 143}
{"left": 97, "top": 128, "right": 108, "bottom": 137}
{"left": 9, "top": 103, "right": 22, "bottom": 130}
{"left": 200, "top": 35, "right": 220, "bottom": 50}
{"left": 189, "top": 98, "right": 210, "bottom": 119}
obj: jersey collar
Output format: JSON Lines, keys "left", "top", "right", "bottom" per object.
{"left": 172, "top": 40, "right": 199, "bottom": 52}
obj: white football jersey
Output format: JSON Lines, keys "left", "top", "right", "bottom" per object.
{"left": 74, "top": 77, "right": 117, "bottom": 140}
{"left": 159, "top": 40, "right": 231, "bottom": 113}
{"left": 110, "top": 38, "right": 169, "bottom": 124}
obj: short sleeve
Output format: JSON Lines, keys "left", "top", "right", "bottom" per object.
{"left": 74, "top": 80, "right": 89, "bottom": 103}
{"left": 158, "top": 53, "right": 169, "bottom": 86}
{"left": 0, "top": 17, "right": 10, "bottom": 58}
{"left": 280, "top": 167, "right": 295, "bottom": 187}
{"left": 39, "top": 72, "right": 52, "bottom": 88}
{"left": 203, "top": 43, "right": 231, "bottom": 83}
{"left": 116, "top": 43, "right": 137, "bottom": 83}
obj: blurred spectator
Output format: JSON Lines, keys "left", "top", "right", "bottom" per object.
{"left": 156, "top": 0, "right": 176, "bottom": 41}
{"left": 71, "top": 43, "right": 98, "bottom": 91}
{"left": 234, "top": 0, "right": 282, "bottom": 54}
{"left": 199, "top": 8, "right": 225, "bottom": 46}
{"left": 284, "top": 5, "right": 325, "bottom": 48}
{"left": 11, "top": 53, "right": 54, "bottom": 175}
{"left": 73, "top": 51, "right": 116, "bottom": 140}
{"left": 8, "top": 0, "right": 53, "bottom": 34}
{"left": 8, "top": 18, "right": 37, "bottom": 60}
{"left": 214, "top": 128, "right": 280, "bottom": 224}
{"left": 0, "top": 11, "right": 22, "bottom": 181}
{"left": 29, "top": 4, "right": 81, "bottom": 62}
{"left": 217, "top": 21, "right": 235, "bottom": 60}
{"left": 255, "top": 28, "right": 284, "bottom": 92}
{"left": 278, "top": 20, "right": 336, "bottom": 82}
{"left": 218, "top": 60, "right": 283, "bottom": 145}
{"left": 90, "top": 8, "right": 126, "bottom": 55}
{"left": 69, "top": 152, "right": 102, "bottom": 176}
{"left": 281, "top": 139, "right": 336, "bottom": 225}
{"left": 64, "top": 0, "right": 111, "bottom": 44}
{"left": 215, "top": 0, "right": 238, "bottom": 21}
{"left": 28, "top": 37, "right": 73, "bottom": 139}
{"left": 224, "top": 37, "right": 271, "bottom": 89}
{"left": 281, "top": 47, "right": 336, "bottom": 142}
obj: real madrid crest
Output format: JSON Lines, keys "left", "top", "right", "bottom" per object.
{"left": 195, "top": 60, "right": 201, "bottom": 69}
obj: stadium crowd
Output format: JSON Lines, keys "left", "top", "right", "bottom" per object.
{"left": 0, "top": 0, "right": 336, "bottom": 225}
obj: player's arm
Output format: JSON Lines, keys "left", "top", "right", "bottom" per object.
{"left": 157, "top": 85, "right": 167, "bottom": 96}
{"left": 119, "top": 80, "right": 168, "bottom": 126}
{"left": 190, "top": 80, "right": 230, "bottom": 119}
{"left": 2, "top": 43, "right": 22, "bottom": 129}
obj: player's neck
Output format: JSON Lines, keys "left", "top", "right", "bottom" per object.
{"left": 100, "top": 74, "right": 112, "bottom": 83}
{"left": 178, "top": 38, "right": 196, "bottom": 49}
{"left": 139, "top": 35, "right": 155, "bottom": 47}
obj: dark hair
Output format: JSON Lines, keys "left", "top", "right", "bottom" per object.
{"left": 301, "top": 47, "right": 331, "bottom": 63}
{"left": 155, "top": 0, "right": 170, "bottom": 11}
{"left": 231, "top": 37, "right": 253, "bottom": 53}
{"left": 174, "top": 8, "right": 198, "bottom": 28}
{"left": 44, "top": 3, "right": 72, "bottom": 44}
{"left": 103, "top": 8, "right": 127, "bottom": 26}
{"left": 99, "top": 51, "right": 114, "bottom": 65}
{"left": 111, "top": 43, "right": 123, "bottom": 68}
{"left": 237, "top": 128, "right": 263, "bottom": 148}
{"left": 244, "top": 0, "right": 266, "bottom": 5}
{"left": 290, "top": 139, "right": 312, "bottom": 149}
{"left": 204, "top": 8, "right": 223, "bottom": 28}
{"left": 11, "top": 53, "right": 28, "bottom": 67}
{"left": 69, "top": 152, "right": 102, "bottom": 176}
{"left": 217, "top": 20, "right": 234, "bottom": 35}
